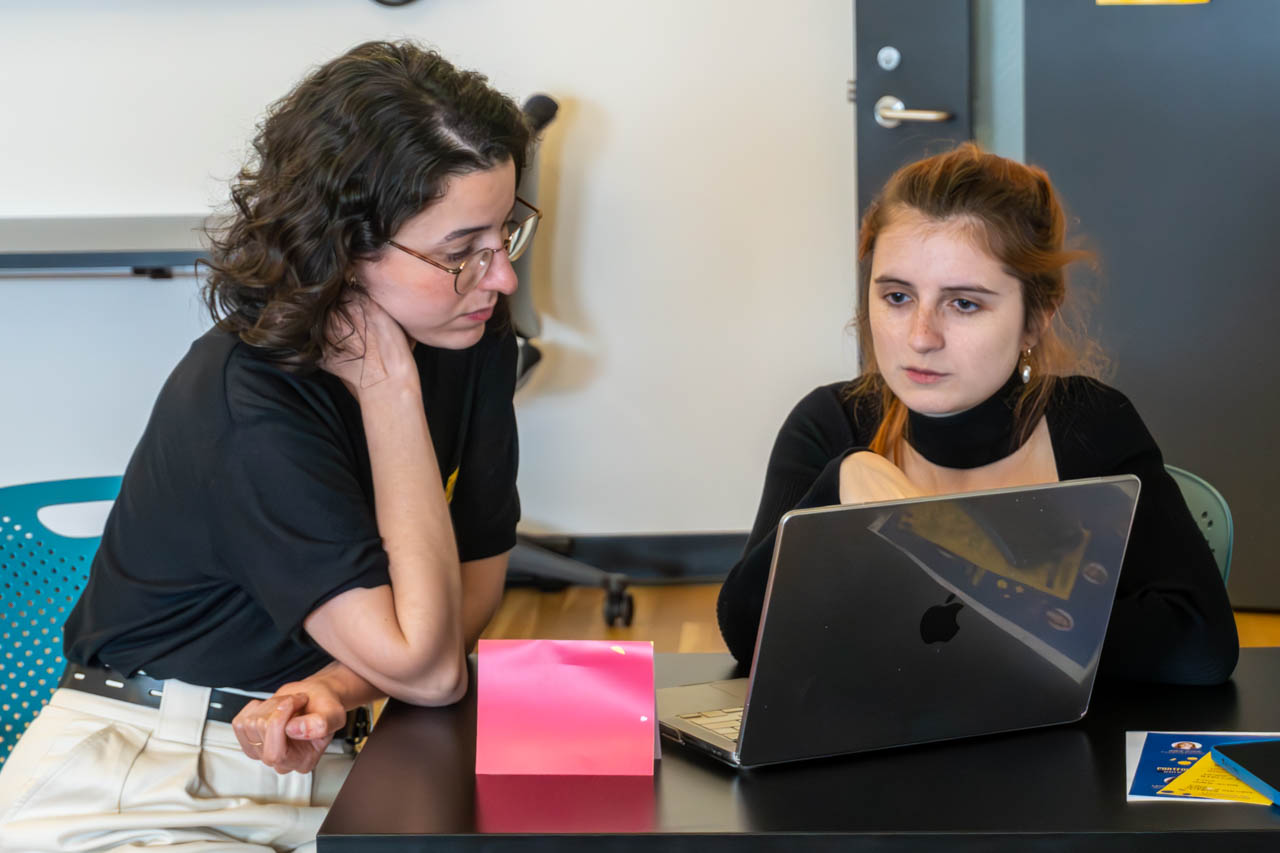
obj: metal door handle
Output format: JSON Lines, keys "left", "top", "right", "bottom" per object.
{"left": 874, "top": 95, "right": 951, "bottom": 129}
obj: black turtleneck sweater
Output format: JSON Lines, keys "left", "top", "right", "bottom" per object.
{"left": 715, "top": 377, "right": 1239, "bottom": 686}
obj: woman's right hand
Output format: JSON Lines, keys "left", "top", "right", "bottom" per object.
{"left": 232, "top": 662, "right": 384, "bottom": 774}
{"left": 232, "top": 685, "right": 346, "bottom": 775}
{"left": 838, "top": 451, "right": 923, "bottom": 505}
{"left": 321, "top": 293, "right": 418, "bottom": 399}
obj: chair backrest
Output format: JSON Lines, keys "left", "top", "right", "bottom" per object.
{"left": 1165, "top": 465, "right": 1233, "bottom": 585}
{"left": 510, "top": 94, "right": 558, "bottom": 390}
{"left": 0, "top": 476, "right": 121, "bottom": 767}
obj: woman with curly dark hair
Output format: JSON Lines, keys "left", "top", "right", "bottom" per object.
{"left": 0, "top": 41, "right": 536, "bottom": 851}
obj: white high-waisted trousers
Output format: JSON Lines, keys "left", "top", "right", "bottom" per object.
{"left": 0, "top": 680, "right": 354, "bottom": 852}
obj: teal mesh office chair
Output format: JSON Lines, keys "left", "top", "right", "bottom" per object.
{"left": 0, "top": 476, "right": 121, "bottom": 767}
{"left": 1165, "top": 465, "right": 1233, "bottom": 584}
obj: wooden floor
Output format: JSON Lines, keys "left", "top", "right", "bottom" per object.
{"left": 482, "top": 583, "right": 1280, "bottom": 651}
{"left": 482, "top": 584, "right": 729, "bottom": 653}
{"left": 1235, "top": 611, "right": 1280, "bottom": 648}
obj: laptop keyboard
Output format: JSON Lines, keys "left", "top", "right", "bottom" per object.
{"left": 679, "top": 707, "right": 743, "bottom": 742}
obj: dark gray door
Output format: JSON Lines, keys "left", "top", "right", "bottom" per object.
{"left": 856, "top": 0, "right": 1279, "bottom": 608}
{"left": 1024, "top": 0, "right": 1279, "bottom": 609}
{"left": 855, "top": 0, "right": 971, "bottom": 217}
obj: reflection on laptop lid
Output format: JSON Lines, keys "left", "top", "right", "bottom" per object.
{"left": 658, "top": 475, "right": 1141, "bottom": 768}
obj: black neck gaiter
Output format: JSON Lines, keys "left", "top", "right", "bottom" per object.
{"left": 905, "top": 372, "right": 1025, "bottom": 469}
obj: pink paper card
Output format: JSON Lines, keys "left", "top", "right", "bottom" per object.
{"left": 475, "top": 774, "right": 656, "bottom": 832}
{"left": 476, "top": 639, "right": 656, "bottom": 776}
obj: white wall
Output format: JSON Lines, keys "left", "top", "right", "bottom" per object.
{"left": 0, "top": 0, "right": 858, "bottom": 534}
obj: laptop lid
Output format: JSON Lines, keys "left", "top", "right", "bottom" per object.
{"left": 735, "top": 475, "right": 1141, "bottom": 767}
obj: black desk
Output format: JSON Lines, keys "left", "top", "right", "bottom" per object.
{"left": 320, "top": 649, "right": 1280, "bottom": 851}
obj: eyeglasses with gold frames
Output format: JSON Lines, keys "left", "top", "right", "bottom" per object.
{"left": 385, "top": 196, "right": 542, "bottom": 295}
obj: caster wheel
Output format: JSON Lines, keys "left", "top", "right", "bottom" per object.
{"left": 604, "top": 590, "right": 635, "bottom": 627}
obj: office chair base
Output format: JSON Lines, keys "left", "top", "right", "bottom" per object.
{"left": 510, "top": 539, "right": 636, "bottom": 626}
{"left": 604, "top": 582, "right": 635, "bottom": 628}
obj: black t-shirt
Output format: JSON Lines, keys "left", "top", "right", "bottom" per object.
{"left": 715, "top": 377, "right": 1239, "bottom": 685}
{"left": 64, "top": 326, "right": 520, "bottom": 692}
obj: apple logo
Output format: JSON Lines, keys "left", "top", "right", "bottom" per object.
{"left": 920, "top": 593, "right": 964, "bottom": 644}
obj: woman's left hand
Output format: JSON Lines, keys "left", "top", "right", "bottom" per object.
{"left": 232, "top": 681, "right": 348, "bottom": 774}
{"left": 838, "top": 450, "right": 923, "bottom": 505}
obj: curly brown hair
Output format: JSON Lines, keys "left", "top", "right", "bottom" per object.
{"left": 848, "top": 142, "right": 1106, "bottom": 462}
{"left": 202, "top": 40, "right": 531, "bottom": 370}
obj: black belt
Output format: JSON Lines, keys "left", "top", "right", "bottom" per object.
{"left": 60, "top": 662, "right": 370, "bottom": 745}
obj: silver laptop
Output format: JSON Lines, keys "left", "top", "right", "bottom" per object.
{"left": 658, "top": 475, "right": 1141, "bottom": 768}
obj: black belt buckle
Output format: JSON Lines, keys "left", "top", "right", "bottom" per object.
{"left": 339, "top": 704, "right": 372, "bottom": 747}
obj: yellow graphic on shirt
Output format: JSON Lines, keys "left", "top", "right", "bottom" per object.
{"left": 897, "top": 504, "right": 1089, "bottom": 600}
{"left": 444, "top": 467, "right": 458, "bottom": 504}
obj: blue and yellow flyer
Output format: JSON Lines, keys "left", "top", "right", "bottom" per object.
{"left": 1126, "top": 731, "right": 1280, "bottom": 803}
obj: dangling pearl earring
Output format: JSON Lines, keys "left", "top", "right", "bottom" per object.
{"left": 1020, "top": 348, "right": 1033, "bottom": 384}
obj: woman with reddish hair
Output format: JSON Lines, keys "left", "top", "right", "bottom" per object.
{"left": 716, "top": 143, "right": 1237, "bottom": 685}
